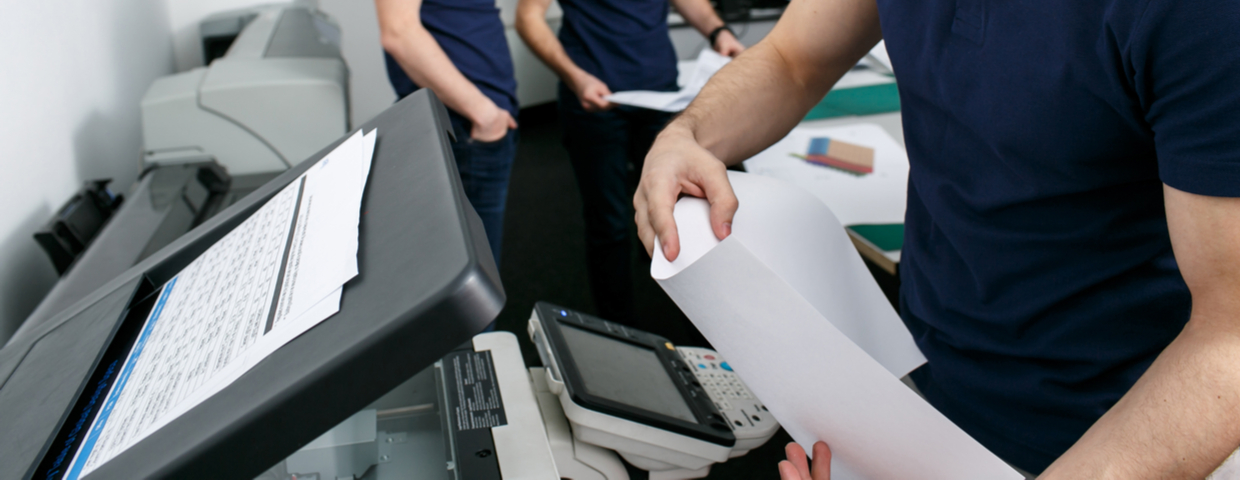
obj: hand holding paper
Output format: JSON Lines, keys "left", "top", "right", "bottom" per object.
{"left": 780, "top": 442, "right": 834, "bottom": 480}
{"left": 652, "top": 172, "right": 1021, "bottom": 479}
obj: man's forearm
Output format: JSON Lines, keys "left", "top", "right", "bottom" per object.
{"left": 1044, "top": 186, "right": 1240, "bottom": 479}
{"left": 670, "top": 0, "right": 726, "bottom": 37}
{"left": 672, "top": 42, "right": 826, "bottom": 165}
{"left": 1042, "top": 319, "right": 1240, "bottom": 479}
{"left": 672, "top": 0, "right": 882, "bottom": 164}
{"left": 515, "top": 1, "right": 585, "bottom": 87}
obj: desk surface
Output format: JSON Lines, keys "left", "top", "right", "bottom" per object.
{"left": 802, "top": 111, "right": 904, "bottom": 148}
{"left": 748, "top": 111, "right": 906, "bottom": 274}
{"left": 807, "top": 112, "right": 904, "bottom": 274}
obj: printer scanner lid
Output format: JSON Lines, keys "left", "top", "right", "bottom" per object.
{"left": 0, "top": 90, "right": 500, "bottom": 480}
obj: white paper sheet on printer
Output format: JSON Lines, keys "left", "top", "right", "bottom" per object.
{"left": 66, "top": 129, "right": 376, "bottom": 479}
{"left": 607, "top": 49, "right": 731, "bottom": 112}
{"left": 651, "top": 172, "right": 1021, "bottom": 479}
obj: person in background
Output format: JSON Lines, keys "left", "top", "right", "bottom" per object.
{"left": 516, "top": 0, "right": 744, "bottom": 326}
{"left": 376, "top": 0, "right": 518, "bottom": 265}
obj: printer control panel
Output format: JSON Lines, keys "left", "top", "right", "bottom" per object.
{"left": 677, "top": 346, "right": 780, "bottom": 448}
{"left": 532, "top": 302, "right": 736, "bottom": 444}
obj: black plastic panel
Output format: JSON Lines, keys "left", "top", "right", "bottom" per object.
{"left": 1, "top": 90, "right": 502, "bottom": 480}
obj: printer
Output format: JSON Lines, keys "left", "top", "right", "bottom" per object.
{"left": 11, "top": 48, "right": 779, "bottom": 477}
{"left": 140, "top": 3, "right": 349, "bottom": 176}
{"left": 13, "top": 3, "right": 353, "bottom": 337}
{"left": 8, "top": 92, "right": 779, "bottom": 480}
{"left": 15, "top": 4, "right": 348, "bottom": 335}
{"left": 257, "top": 302, "right": 780, "bottom": 480}
{"left": 255, "top": 306, "right": 779, "bottom": 480}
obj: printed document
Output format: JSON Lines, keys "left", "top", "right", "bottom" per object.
{"left": 65, "top": 130, "right": 377, "bottom": 479}
{"left": 652, "top": 172, "right": 1022, "bottom": 479}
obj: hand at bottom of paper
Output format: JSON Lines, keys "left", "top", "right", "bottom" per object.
{"left": 780, "top": 441, "right": 833, "bottom": 480}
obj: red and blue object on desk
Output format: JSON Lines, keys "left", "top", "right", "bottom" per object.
{"left": 794, "top": 137, "right": 875, "bottom": 175}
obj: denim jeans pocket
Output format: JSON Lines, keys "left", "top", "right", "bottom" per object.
{"left": 468, "top": 132, "right": 510, "bottom": 148}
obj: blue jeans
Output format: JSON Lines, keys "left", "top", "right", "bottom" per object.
{"left": 446, "top": 110, "right": 517, "bottom": 266}
{"left": 558, "top": 83, "right": 674, "bottom": 325}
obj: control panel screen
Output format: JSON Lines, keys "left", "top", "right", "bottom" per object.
{"left": 559, "top": 323, "right": 698, "bottom": 424}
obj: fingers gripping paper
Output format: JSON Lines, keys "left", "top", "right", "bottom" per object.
{"left": 651, "top": 172, "right": 1021, "bottom": 479}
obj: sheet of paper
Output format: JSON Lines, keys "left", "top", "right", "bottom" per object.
{"left": 833, "top": 67, "right": 895, "bottom": 90}
{"left": 866, "top": 40, "right": 894, "bottom": 73}
{"left": 743, "top": 123, "right": 908, "bottom": 227}
{"left": 66, "top": 130, "right": 376, "bottom": 479}
{"left": 270, "top": 130, "right": 375, "bottom": 327}
{"left": 610, "top": 48, "right": 892, "bottom": 112}
{"left": 607, "top": 49, "right": 731, "bottom": 112}
{"left": 652, "top": 172, "right": 1021, "bottom": 479}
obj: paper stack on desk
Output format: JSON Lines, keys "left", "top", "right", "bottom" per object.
{"left": 65, "top": 130, "right": 377, "bottom": 480}
{"left": 651, "top": 172, "right": 1021, "bottom": 479}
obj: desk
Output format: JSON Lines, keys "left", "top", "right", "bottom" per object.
{"left": 744, "top": 110, "right": 907, "bottom": 276}
{"left": 802, "top": 112, "right": 904, "bottom": 275}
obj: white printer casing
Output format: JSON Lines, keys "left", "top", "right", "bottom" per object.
{"left": 141, "top": 4, "right": 348, "bottom": 175}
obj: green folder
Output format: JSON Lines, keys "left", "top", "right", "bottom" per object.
{"left": 847, "top": 223, "right": 904, "bottom": 252}
{"left": 805, "top": 83, "right": 902, "bottom": 121}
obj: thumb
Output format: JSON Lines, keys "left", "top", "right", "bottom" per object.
{"left": 700, "top": 168, "right": 738, "bottom": 240}
{"left": 597, "top": 82, "right": 614, "bottom": 97}
{"left": 507, "top": 113, "right": 518, "bottom": 130}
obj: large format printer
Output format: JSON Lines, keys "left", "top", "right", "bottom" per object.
{"left": 8, "top": 88, "right": 780, "bottom": 479}
{"left": 16, "top": 3, "right": 349, "bottom": 336}
{"left": 141, "top": 3, "right": 349, "bottom": 176}
{"left": 5, "top": 6, "right": 781, "bottom": 476}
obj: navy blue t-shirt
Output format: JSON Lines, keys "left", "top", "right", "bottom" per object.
{"left": 877, "top": 0, "right": 1240, "bottom": 472}
{"left": 557, "top": 0, "right": 678, "bottom": 93}
{"left": 383, "top": 0, "right": 518, "bottom": 116}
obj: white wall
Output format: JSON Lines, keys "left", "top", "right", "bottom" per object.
{"left": 0, "top": 0, "right": 176, "bottom": 342}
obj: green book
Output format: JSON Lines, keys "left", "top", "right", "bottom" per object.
{"left": 805, "top": 83, "right": 902, "bottom": 121}
{"left": 847, "top": 223, "right": 904, "bottom": 252}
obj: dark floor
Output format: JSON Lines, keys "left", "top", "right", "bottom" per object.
{"left": 490, "top": 105, "right": 795, "bottom": 479}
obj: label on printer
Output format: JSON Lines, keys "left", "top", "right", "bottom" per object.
{"left": 445, "top": 350, "right": 508, "bottom": 431}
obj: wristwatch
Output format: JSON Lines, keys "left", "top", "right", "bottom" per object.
{"left": 709, "top": 25, "right": 735, "bottom": 49}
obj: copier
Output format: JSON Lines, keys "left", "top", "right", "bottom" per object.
{"left": 257, "top": 303, "right": 780, "bottom": 480}
{"left": 15, "top": 3, "right": 348, "bottom": 337}
{"left": 140, "top": 3, "right": 349, "bottom": 176}
{"left": 6, "top": 90, "right": 779, "bottom": 480}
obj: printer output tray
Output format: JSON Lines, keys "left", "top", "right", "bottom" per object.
{"left": 0, "top": 90, "right": 504, "bottom": 480}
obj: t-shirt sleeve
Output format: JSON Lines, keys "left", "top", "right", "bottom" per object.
{"left": 1131, "top": 0, "right": 1240, "bottom": 197}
